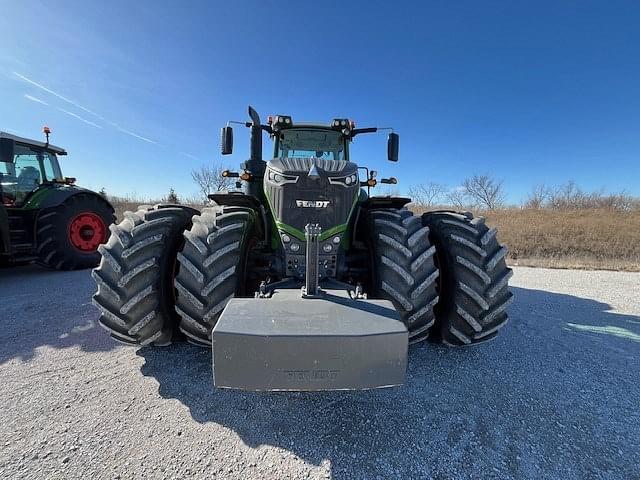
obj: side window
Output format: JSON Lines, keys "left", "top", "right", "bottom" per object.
{"left": 11, "top": 146, "right": 43, "bottom": 204}
{"left": 14, "top": 152, "right": 42, "bottom": 186}
{"left": 0, "top": 146, "right": 57, "bottom": 206}
{"left": 0, "top": 161, "right": 15, "bottom": 176}
{"left": 0, "top": 161, "right": 17, "bottom": 205}
{"left": 43, "top": 152, "right": 62, "bottom": 181}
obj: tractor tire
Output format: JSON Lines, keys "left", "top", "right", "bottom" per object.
{"left": 174, "top": 206, "right": 257, "bottom": 346}
{"left": 421, "top": 211, "right": 513, "bottom": 346}
{"left": 91, "top": 206, "right": 196, "bottom": 346}
{"left": 36, "top": 193, "right": 115, "bottom": 270}
{"left": 368, "top": 208, "right": 440, "bottom": 344}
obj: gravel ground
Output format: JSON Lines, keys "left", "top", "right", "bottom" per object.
{"left": 0, "top": 265, "right": 638, "bottom": 480}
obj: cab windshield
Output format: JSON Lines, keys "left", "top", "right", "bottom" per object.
{"left": 275, "top": 129, "right": 347, "bottom": 161}
{"left": 0, "top": 145, "right": 63, "bottom": 206}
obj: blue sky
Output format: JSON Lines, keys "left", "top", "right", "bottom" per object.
{"left": 1, "top": 0, "right": 639, "bottom": 202}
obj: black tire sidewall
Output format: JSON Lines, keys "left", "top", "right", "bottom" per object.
{"left": 38, "top": 195, "right": 114, "bottom": 269}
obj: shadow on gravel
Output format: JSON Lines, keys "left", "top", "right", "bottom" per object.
{"left": 138, "top": 286, "right": 640, "bottom": 479}
{"left": 0, "top": 264, "right": 119, "bottom": 363}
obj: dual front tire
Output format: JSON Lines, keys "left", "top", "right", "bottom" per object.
{"left": 367, "top": 208, "right": 512, "bottom": 345}
{"left": 92, "top": 206, "right": 512, "bottom": 347}
{"left": 92, "top": 205, "right": 254, "bottom": 346}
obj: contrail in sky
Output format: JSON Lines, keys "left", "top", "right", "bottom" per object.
{"left": 56, "top": 107, "right": 102, "bottom": 129}
{"left": 14, "top": 71, "right": 105, "bottom": 120}
{"left": 115, "top": 125, "right": 156, "bottom": 144}
{"left": 23, "top": 94, "right": 49, "bottom": 106}
{"left": 14, "top": 71, "right": 157, "bottom": 143}
{"left": 179, "top": 152, "right": 198, "bottom": 160}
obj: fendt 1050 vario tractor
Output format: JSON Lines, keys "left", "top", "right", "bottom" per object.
{"left": 92, "top": 107, "right": 512, "bottom": 391}
{"left": 0, "top": 129, "right": 114, "bottom": 270}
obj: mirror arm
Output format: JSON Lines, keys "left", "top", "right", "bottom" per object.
{"left": 226, "top": 120, "right": 271, "bottom": 134}
{"left": 352, "top": 127, "right": 378, "bottom": 136}
{"left": 227, "top": 120, "right": 251, "bottom": 128}
{"left": 352, "top": 127, "right": 395, "bottom": 137}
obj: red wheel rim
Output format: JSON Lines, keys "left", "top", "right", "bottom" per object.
{"left": 68, "top": 212, "right": 106, "bottom": 252}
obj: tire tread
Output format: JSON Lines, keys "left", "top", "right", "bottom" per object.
{"left": 422, "top": 211, "right": 513, "bottom": 346}
{"left": 91, "top": 206, "right": 193, "bottom": 345}
{"left": 369, "top": 208, "right": 439, "bottom": 342}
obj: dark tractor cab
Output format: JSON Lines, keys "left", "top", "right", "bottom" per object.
{"left": 0, "top": 131, "right": 115, "bottom": 269}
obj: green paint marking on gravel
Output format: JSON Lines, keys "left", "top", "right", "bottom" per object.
{"left": 566, "top": 323, "right": 640, "bottom": 342}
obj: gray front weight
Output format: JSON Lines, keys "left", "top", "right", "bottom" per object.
{"left": 211, "top": 288, "right": 408, "bottom": 391}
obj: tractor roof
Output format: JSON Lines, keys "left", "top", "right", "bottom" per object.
{"left": 269, "top": 115, "right": 353, "bottom": 132}
{"left": 284, "top": 122, "right": 335, "bottom": 128}
{"left": 0, "top": 131, "right": 67, "bottom": 155}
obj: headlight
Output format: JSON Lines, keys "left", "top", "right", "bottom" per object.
{"left": 328, "top": 172, "right": 359, "bottom": 188}
{"left": 267, "top": 169, "right": 299, "bottom": 185}
{"left": 290, "top": 243, "right": 300, "bottom": 252}
{"left": 323, "top": 244, "right": 333, "bottom": 253}
{"left": 281, "top": 234, "right": 291, "bottom": 243}
{"left": 332, "top": 236, "right": 341, "bottom": 244}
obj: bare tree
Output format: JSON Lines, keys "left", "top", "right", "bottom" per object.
{"left": 462, "top": 174, "right": 505, "bottom": 210}
{"left": 446, "top": 187, "right": 470, "bottom": 209}
{"left": 191, "top": 164, "right": 234, "bottom": 201}
{"left": 524, "top": 184, "right": 549, "bottom": 209}
{"left": 408, "top": 182, "right": 447, "bottom": 207}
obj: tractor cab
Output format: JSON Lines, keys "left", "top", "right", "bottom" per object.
{"left": 0, "top": 130, "right": 67, "bottom": 207}
{"left": 269, "top": 116, "right": 351, "bottom": 161}
{"left": 0, "top": 129, "right": 114, "bottom": 269}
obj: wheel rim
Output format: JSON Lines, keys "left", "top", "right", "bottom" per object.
{"left": 68, "top": 212, "right": 106, "bottom": 252}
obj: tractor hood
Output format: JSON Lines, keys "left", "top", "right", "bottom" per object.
{"left": 264, "top": 157, "right": 360, "bottom": 242}
{"left": 268, "top": 157, "right": 356, "bottom": 175}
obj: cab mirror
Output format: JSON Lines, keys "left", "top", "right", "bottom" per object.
{"left": 221, "top": 126, "right": 233, "bottom": 155}
{"left": 387, "top": 133, "right": 399, "bottom": 162}
{"left": 0, "top": 137, "right": 15, "bottom": 164}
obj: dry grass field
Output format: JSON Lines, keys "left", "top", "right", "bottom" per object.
{"left": 483, "top": 208, "right": 640, "bottom": 271}
{"left": 109, "top": 197, "right": 640, "bottom": 272}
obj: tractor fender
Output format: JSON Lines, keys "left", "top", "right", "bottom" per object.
{"left": 26, "top": 185, "right": 114, "bottom": 214}
{"left": 0, "top": 205, "right": 9, "bottom": 255}
{"left": 28, "top": 186, "right": 115, "bottom": 251}
{"left": 362, "top": 196, "right": 412, "bottom": 211}
{"left": 208, "top": 192, "right": 268, "bottom": 243}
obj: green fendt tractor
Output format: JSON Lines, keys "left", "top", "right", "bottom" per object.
{"left": 0, "top": 129, "right": 114, "bottom": 269}
{"left": 92, "top": 107, "right": 512, "bottom": 391}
